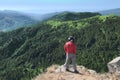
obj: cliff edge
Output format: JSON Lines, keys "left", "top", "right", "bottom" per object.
{"left": 33, "top": 65, "right": 120, "bottom": 80}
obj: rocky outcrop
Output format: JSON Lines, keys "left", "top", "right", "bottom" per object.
{"left": 33, "top": 65, "right": 98, "bottom": 80}
{"left": 33, "top": 65, "right": 120, "bottom": 80}
{"left": 108, "top": 57, "right": 120, "bottom": 73}
{"left": 55, "top": 65, "right": 97, "bottom": 75}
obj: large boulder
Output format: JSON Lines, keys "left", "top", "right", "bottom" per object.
{"left": 107, "top": 57, "right": 120, "bottom": 73}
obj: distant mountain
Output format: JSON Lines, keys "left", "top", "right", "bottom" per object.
{"left": 0, "top": 10, "right": 38, "bottom": 31}
{"left": 27, "top": 12, "right": 60, "bottom": 21}
{"left": 99, "top": 8, "right": 120, "bottom": 16}
{"left": 49, "top": 11, "right": 101, "bottom": 21}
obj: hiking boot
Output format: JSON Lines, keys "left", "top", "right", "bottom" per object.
{"left": 66, "top": 69, "right": 70, "bottom": 71}
{"left": 74, "top": 70, "right": 79, "bottom": 73}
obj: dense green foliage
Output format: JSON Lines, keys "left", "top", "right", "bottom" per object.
{"left": 0, "top": 13, "right": 120, "bottom": 80}
{"left": 0, "top": 10, "right": 38, "bottom": 31}
{"left": 49, "top": 12, "right": 101, "bottom": 21}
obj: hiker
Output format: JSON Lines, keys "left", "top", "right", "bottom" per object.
{"left": 64, "top": 36, "right": 79, "bottom": 73}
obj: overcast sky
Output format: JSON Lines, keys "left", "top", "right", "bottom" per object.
{"left": 0, "top": 0, "right": 120, "bottom": 14}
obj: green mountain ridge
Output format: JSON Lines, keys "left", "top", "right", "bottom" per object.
{"left": 0, "top": 13, "right": 120, "bottom": 80}
{"left": 1, "top": 8, "right": 120, "bottom": 31}
{"left": 49, "top": 11, "right": 101, "bottom": 21}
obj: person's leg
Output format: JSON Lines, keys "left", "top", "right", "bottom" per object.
{"left": 64, "top": 53, "right": 70, "bottom": 70}
{"left": 71, "top": 54, "right": 79, "bottom": 73}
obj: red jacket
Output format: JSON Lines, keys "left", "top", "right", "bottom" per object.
{"left": 64, "top": 41, "right": 76, "bottom": 54}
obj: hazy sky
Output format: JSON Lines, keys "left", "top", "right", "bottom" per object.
{"left": 0, "top": 0, "right": 120, "bottom": 14}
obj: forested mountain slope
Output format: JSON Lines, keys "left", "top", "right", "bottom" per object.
{"left": 0, "top": 14, "right": 120, "bottom": 80}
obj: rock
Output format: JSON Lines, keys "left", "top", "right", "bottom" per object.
{"left": 88, "top": 69, "right": 97, "bottom": 75}
{"left": 107, "top": 57, "right": 120, "bottom": 73}
{"left": 55, "top": 65, "right": 66, "bottom": 73}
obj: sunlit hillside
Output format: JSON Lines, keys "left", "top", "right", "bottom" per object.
{"left": 0, "top": 12, "right": 120, "bottom": 80}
